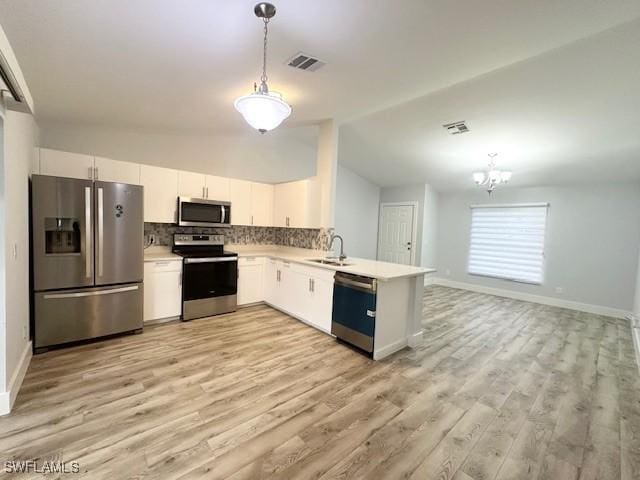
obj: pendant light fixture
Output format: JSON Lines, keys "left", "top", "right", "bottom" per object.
{"left": 473, "top": 153, "right": 512, "bottom": 194}
{"left": 234, "top": 3, "right": 291, "bottom": 133}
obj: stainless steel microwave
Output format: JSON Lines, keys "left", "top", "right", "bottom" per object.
{"left": 177, "top": 197, "right": 231, "bottom": 227}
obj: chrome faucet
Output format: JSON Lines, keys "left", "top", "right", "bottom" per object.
{"left": 329, "top": 234, "right": 347, "bottom": 262}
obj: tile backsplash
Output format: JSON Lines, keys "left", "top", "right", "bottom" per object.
{"left": 144, "top": 223, "right": 333, "bottom": 251}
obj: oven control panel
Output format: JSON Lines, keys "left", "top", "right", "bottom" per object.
{"left": 173, "top": 234, "right": 224, "bottom": 246}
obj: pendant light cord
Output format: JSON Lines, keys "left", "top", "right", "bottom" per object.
{"left": 261, "top": 18, "right": 269, "bottom": 84}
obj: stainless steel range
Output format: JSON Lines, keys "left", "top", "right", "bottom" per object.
{"left": 172, "top": 234, "right": 238, "bottom": 320}
{"left": 31, "top": 175, "right": 144, "bottom": 352}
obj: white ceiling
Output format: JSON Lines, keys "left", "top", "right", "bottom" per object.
{"left": 1, "top": 1, "right": 639, "bottom": 189}
{"left": 339, "top": 18, "right": 640, "bottom": 190}
{"left": 1, "top": 0, "right": 639, "bottom": 133}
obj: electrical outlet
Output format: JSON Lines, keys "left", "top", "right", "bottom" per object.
{"left": 148, "top": 234, "right": 156, "bottom": 246}
{"left": 555, "top": 286, "right": 563, "bottom": 294}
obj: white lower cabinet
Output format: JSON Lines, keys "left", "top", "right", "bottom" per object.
{"left": 143, "top": 260, "right": 182, "bottom": 321}
{"left": 264, "top": 259, "right": 334, "bottom": 333}
{"left": 237, "top": 257, "right": 264, "bottom": 305}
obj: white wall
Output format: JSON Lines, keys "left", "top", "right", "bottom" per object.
{"left": 38, "top": 121, "right": 318, "bottom": 184}
{"left": 436, "top": 184, "right": 640, "bottom": 313}
{"left": 421, "top": 184, "right": 439, "bottom": 268}
{"left": 0, "top": 109, "right": 38, "bottom": 414}
{"left": 334, "top": 164, "right": 380, "bottom": 259}
{"left": 633, "top": 246, "right": 640, "bottom": 322}
{"left": 0, "top": 111, "right": 5, "bottom": 395}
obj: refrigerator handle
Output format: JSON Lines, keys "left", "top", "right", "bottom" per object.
{"left": 85, "top": 186, "right": 92, "bottom": 278}
{"left": 97, "top": 186, "right": 104, "bottom": 277}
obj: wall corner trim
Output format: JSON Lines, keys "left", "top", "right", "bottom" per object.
{"left": 630, "top": 319, "right": 640, "bottom": 374}
{"left": 427, "top": 278, "right": 631, "bottom": 319}
{"left": 0, "top": 341, "right": 32, "bottom": 416}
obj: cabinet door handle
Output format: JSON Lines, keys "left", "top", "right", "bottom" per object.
{"left": 308, "top": 278, "right": 312, "bottom": 292}
{"left": 206, "top": 187, "right": 209, "bottom": 198}
{"left": 251, "top": 215, "right": 254, "bottom": 226}
{"left": 88, "top": 166, "right": 93, "bottom": 180}
{"left": 202, "top": 186, "right": 205, "bottom": 198}
{"left": 94, "top": 167, "right": 99, "bottom": 180}
{"left": 311, "top": 278, "right": 315, "bottom": 292}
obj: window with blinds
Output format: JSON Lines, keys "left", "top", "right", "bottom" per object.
{"left": 468, "top": 204, "right": 548, "bottom": 284}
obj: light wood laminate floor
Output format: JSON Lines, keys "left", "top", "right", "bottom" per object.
{"left": 1, "top": 286, "right": 639, "bottom": 479}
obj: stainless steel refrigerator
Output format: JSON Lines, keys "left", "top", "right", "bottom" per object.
{"left": 31, "top": 175, "right": 144, "bottom": 352}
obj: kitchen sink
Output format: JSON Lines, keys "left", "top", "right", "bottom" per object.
{"left": 308, "top": 258, "right": 353, "bottom": 267}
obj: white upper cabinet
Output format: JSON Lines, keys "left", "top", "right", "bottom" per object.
{"left": 94, "top": 156, "right": 141, "bottom": 185}
{"left": 178, "top": 171, "right": 206, "bottom": 198}
{"left": 34, "top": 148, "right": 321, "bottom": 230}
{"left": 229, "top": 179, "right": 252, "bottom": 226}
{"left": 205, "top": 175, "right": 230, "bottom": 201}
{"left": 251, "top": 182, "right": 274, "bottom": 227}
{"left": 274, "top": 178, "right": 320, "bottom": 228}
{"left": 38, "top": 148, "right": 94, "bottom": 180}
{"left": 140, "top": 164, "right": 179, "bottom": 223}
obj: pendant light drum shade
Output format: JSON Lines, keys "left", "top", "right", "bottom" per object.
{"left": 234, "top": 91, "right": 291, "bottom": 133}
{"left": 234, "top": 3, "right": 291, "bottom": 133}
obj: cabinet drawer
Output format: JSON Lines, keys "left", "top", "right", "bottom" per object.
{"left": 291, "top": 262, "right": 336, "bottom": 282}
{"left": 144, "top": 260, "right": 182, "bottom": 274}
{"left": 238, "top": 256, "right": 265, "bottom": 267}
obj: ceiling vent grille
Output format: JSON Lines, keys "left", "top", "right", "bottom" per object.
{"left": 443, "top": 121, "right": 470, "bottom": 135}
{"left": 287, "top": 52, "right": 326, "bottom": 72}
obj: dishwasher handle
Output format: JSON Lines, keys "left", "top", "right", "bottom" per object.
{"left": 334, "top": 272, "right": 377, "bottom": 293}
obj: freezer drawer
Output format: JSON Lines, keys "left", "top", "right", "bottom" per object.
{"left": 34, "top": 283, "right": 143, "bottom": 350}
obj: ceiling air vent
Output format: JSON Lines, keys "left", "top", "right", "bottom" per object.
{"left": 287, "top": 52, "right": 326, "bottom": 72}
{"left": 443, "top": 121, "right": 470, "bottom": 135}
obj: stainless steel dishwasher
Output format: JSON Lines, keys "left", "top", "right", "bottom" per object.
{"left": 331, "top": 272, "right": 377, "bottom": 354}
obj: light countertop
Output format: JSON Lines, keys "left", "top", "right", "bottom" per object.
{"left": 229, "top": 244, "right": 435, "bottom": 281}
{"left": 143, "top": 246, "right": 182, "bottom": 262}
{"left": 144, "top": 244, "right": 436, "bottom": 280}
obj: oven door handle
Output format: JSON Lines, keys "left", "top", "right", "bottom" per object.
{"left": 184, "top": 257, "right": 238, "bottom": 264}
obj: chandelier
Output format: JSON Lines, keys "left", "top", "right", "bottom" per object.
{"left": 473, "top": 153, "right": 512, "bottom": 194}
{"left": 234, "top": 3, "right": 292, "bottom": 133}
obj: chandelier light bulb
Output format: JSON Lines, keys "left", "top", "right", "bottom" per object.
{"left": 473, "top": 153, "right": 512, "bottom": 194}
{"left": 473, "top": 172, "right": 486, "bottom": 185}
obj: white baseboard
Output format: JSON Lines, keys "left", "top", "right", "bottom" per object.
{"left": 0, "top": 341, "right": 32, "bottom": 416}
{"left": 374, "top": 338, "right": 407, "bottom": 360}
{"left": 407, "top": 330, "right": 423, "bottom": 347}
{"left": 424, "top": 275, "right": 437, "bottom": 287}
{"left": 428, "top": 278, "right": 631, "bottom": 319}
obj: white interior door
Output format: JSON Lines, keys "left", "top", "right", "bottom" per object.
{"left": 378, "top": 204, "right": 415, "bottom": 265}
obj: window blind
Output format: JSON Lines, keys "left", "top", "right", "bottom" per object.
{"left": 468, "top": 204, "right": 548, "bottom": 284}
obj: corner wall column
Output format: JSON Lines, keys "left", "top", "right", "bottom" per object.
{"left": 316, "top": 119, "right": 338, "bottom": 229}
